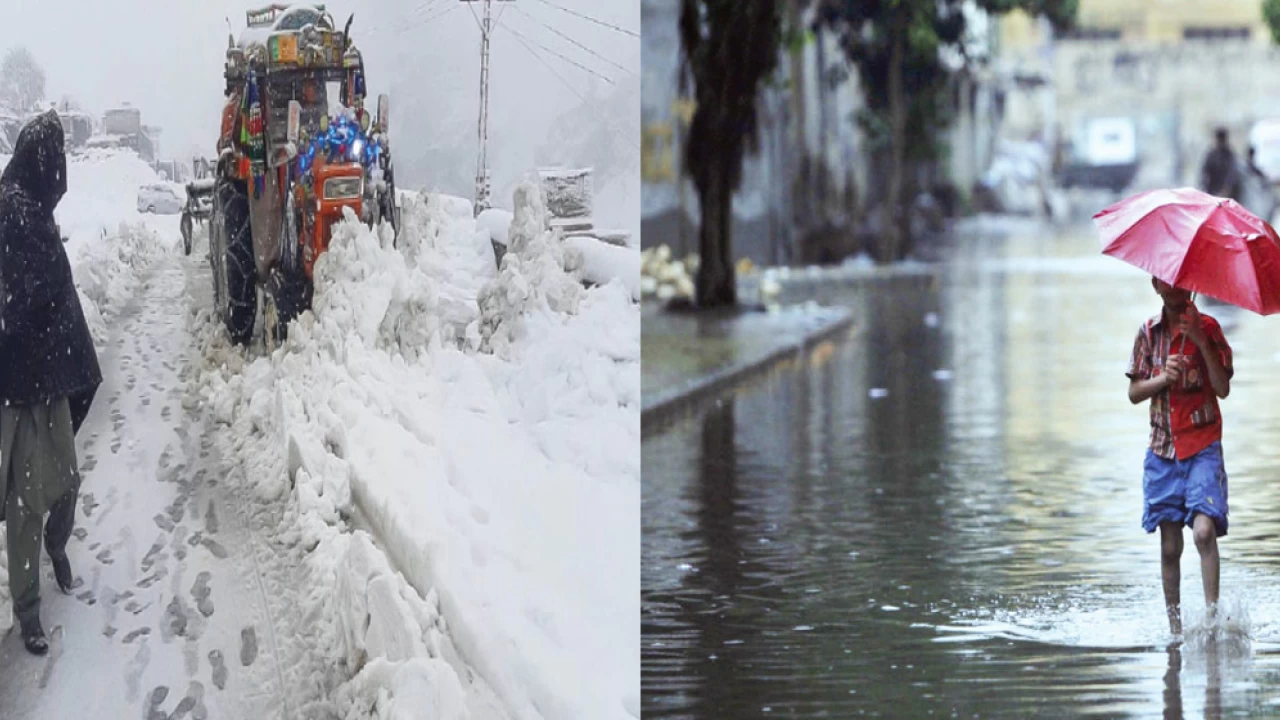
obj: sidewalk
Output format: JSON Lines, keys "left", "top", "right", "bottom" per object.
{"left": 642, "top": 301, "right": 854, "bottom": 428}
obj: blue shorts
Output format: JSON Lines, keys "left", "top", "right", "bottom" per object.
{"left": 1142, "top": 441, "right": 1228, "bottom": 537}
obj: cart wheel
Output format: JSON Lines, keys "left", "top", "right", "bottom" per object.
{"left": 180, "top": 213, "right": 193, "bottom": 256}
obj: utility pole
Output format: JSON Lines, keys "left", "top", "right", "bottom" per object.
{"left": 462, "top": 0, "right": 515, "bottom": 216}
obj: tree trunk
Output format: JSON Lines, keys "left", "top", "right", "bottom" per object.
{"left": 884, "top": 29, "right": 909, "bottom": 264}
{"left": 695, "top": 165, "right": 736, "bottom": 308}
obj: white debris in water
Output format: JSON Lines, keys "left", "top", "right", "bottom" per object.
{"left": 793, "top": 625, "right": 814, "bottom": 632}
{"left": 882, "top": 606, "right": 901, "bottom": 612}
{"left": 924, "top": 312, "right": 940, "bottom": 328}
{"left": 932, "top": 369, "right": 953, "bottom": 381}
{"left": 869, "top": 388, "right": 889, "bottom": 399}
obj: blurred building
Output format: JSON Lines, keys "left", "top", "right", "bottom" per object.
{"left": 997, "top": 0, "right": 1280, "bottom": 190}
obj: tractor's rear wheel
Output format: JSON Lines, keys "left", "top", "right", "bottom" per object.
{"left": 216, "top": 179, "right": 257, "bottom": 346}
{"left": 263, "top": 267, "right": 312, "bottom": 352}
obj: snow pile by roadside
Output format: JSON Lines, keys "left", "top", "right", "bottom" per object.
{"left": 477, "top": 203, "right": 640, "bottom": 301}
{"left": 72, "top": 222, "right": 169, "bottom": 348}
{"left": 476, "top": 183, "right": 585, "bottom": 357}
{"left": 59, "top": 149, "right": 172, "bottom": 254}
{"left": 195, "top": 186, "right": 639, "bottom": 719}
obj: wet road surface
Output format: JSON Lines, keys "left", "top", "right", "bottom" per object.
{"left": 642, "top": 220, "right": 1280, "bottom": 718}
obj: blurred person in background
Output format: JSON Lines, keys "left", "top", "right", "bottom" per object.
{"left": 1201, "top": 127, "right": 1242, "bottom": 202}
{"left": 1241, "top": 145, "right": 1277, "bottom": 224}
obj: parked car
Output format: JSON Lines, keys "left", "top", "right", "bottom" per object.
{"left": 1057, "top": 116, "right": 1140, "bottom": 192}
{"left": 137, "top": 182, "right": 184, "bottom": 214}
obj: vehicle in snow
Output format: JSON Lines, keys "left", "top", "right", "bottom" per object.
{"left": 180, "top": 178, "right": 216, "bottom": 256}
{"left": 211, "top": 3, "right": 399, "bottom": 348}
{"left": 137, "top": 182, "right": 185, "bottom": 214}
{"left": 1057, "top": 116, "right": 1140, "bottom": 192}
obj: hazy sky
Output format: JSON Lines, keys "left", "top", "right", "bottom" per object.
{"left": 0, "top": 0, "right": 639, "bottom": 219}
{"left": 364, "top": 0, "right": 640, "bottom": 212}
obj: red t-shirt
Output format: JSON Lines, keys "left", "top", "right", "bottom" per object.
{"left": 1126, "top": 312, "right": 1233, "bottom": 461}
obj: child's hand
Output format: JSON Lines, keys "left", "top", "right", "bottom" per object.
{"left": 1162, "top": 355, "right": 1184, "bottom": 387}
{"left": 1179, "top": 302, "right": 1208, "bottom": 348}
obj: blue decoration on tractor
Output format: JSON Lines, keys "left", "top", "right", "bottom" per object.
{"left": 294, "top": 111, "right": 380, "bottom": 180}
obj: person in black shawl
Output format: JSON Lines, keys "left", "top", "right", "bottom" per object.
{"left": 0, "top": 110, "right": 101, "bottom": 655}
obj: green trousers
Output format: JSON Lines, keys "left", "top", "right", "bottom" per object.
{"left": 1, "top": 399, "right": 79, "bottom": 626}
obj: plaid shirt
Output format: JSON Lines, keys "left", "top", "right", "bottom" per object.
{"left": 1126, "top": 311, "right": 1233, "bottom": 460}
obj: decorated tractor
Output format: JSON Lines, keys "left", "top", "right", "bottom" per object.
{"left": 211, "top": 3, "right": 398, "bottom": 348}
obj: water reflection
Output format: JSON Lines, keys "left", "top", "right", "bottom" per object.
{"left": 642, "top": 223, "right": 1280, "bottom": 717}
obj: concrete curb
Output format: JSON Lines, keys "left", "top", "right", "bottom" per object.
{"left": 641, "top": 307, "right": 854, "bottom": 431}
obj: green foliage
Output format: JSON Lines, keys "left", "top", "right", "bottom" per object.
{"left": 816, "top": 0, "right": 1077, "bottom": 174}
{"left": 1266, "top": 0, "right": 1280, "bottom": 45}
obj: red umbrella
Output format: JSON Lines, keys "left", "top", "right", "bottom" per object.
{"left": 1094, "top": 187, "right": 1280, "bottom": 315}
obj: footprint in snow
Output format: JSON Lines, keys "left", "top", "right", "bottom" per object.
{"left": 240, "top": 627, "right": 257, "bottom": 667}
{"left": 208, "top": 650, "right": 227, "bottom": 690}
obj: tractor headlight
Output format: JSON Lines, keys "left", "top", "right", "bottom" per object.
{"left": 323, "top": 176, "right": 363, "bottom": 200}
{"left": 349, "top": 138, "right": 364, "bottom": 161}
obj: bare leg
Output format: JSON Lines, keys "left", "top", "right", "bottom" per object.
{"left": 1160, "top": 521, "right": 1184, "bottom": 635}
{"left": 1193, "top": 513, "right": 1220, "bottom": 615}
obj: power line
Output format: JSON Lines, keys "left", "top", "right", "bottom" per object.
{"left": 500, "top": 18, "right": 639, "bottom": 150}
{"left": 512, "top": 4, "right": 634, "bottom": 77}
{"left": 367, "top": 0, "right": 445, "bottom": 33}
{"left": 410, "top": 0, "right": 449, "bottom": 17}
{"left": 366, "top": 1, "right": 455, "bottom": 35}
{"left": 531, "top": 0, "right": 638, "bottom": 39}
{"left": 396, "top": 4, "right": 461, "bottom": 33}
{"left": 502, "top": 18, "right": 615, "bottom": 85}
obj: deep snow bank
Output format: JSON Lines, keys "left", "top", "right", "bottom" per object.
{"left": 477, "top": 203, "right": 640, "bottom": 301}
{"left": 62, "top": 152, "right": 175, "bottom": 351}
{"left": 196, "top": 187, "right": 639, "bottom": 719}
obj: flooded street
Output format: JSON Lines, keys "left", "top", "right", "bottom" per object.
{"left": 642, "top": 219, "right": 1280, "bottom": 718}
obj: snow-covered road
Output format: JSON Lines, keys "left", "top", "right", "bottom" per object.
{"left": 0, "top": 245, "right": 306, "bottom": 717}
{"left": 0, "top": 149, "right": 640, "bottom": 720}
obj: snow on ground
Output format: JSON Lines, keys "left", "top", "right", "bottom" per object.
{"left": 0, "top": 146, "right": 638, "bottom": 719}
{"left": 479, "top": 205, "right": 641, "bottom": 301}
{"left": 194, "top": 186, "right": 640, "bottom": 719}
{"left": 0, "top": 149, "right": 317, "bottom": 719}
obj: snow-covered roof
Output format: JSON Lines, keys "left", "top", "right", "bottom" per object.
{"left": 238, "top": 26, "right": 274, "bottom": 49}
{"left": 538, "top": 167, "right": 593, "bottom": 179}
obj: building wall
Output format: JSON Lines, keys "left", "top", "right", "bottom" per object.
{"left": 1054, "top": 40, "right": 1280, "bottom": 188}
{"left": 997, "top": 2, "right": 1280, "bottom": 190}
{"left": 1075, "top": 0, "right": 1266, "bottom": 43}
